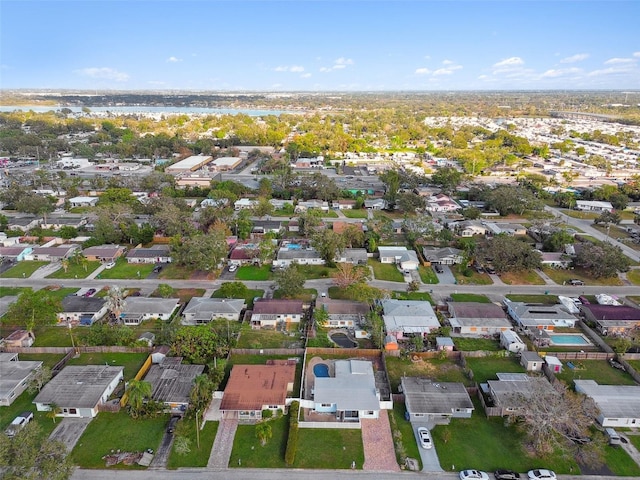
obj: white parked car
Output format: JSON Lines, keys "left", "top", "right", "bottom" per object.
{"left": 527, "top": 470, "right": 556, "bottom": 480}
{"left": 417, "top": 427, "right": 432, "bottom": 449}
{"left": 228, "top": 264, "right": 238, "bottom": 272}
{"left": 5, "top": 411, "right": 33, "bottom": 437}
{"left": 104, "top": 261, "right": 116, "bottom": 269}
{"left": 460, "top": 470, "right": 490, "bottom": 480}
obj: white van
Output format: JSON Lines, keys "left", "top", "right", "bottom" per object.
{"left": 605, "top": 428, "right": 622, "bottom": 446}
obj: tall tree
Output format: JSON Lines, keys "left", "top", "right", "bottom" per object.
{"left": 379, "top": 169, "right": 401, "bottom": 208}
{"left": 332, "top": 263, "right": 370, "bottom": 289}
{"left": 430, "top": 166, "right": 463, "bottom": 192}
{"left": 125, "top": 379, "right": 152, "bottom": 418}
{"left": 574, "top": 242, "right": 630, "bottom": 278}
{"left": 311, "top": 229, "right": 345, "bottom": 266}
{"left": 2, "top": 289, "right": 62, "bottom": 333}
{"left": 479, "top": 235, "right": 542, "bottom": 273}
{"left": 274, "top": 264, "right": 306, "bottom": 298}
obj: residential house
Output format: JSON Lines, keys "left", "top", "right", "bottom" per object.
{"left": 250, "top": 299, "right": 304, "bottom": 329}
{"left": 538, "top": 252, "right": 572, "bottom": 269}
{"left": 422, "top": 247, "right": 464, "bottom": 265}
{"left": 120, "top": 297, "right": 180, "bottom": 325}
{"left": 575, "top": 200, "right": 614, "bottom": 213}
{"left": 252, "top": 220, "right": 283, "bottom": 235}
{"left": 485, "top": 223, "right": 528, "bottom": 236}
{"left": 275, "top": 246, "right": 324, "bottom": 267}
{"left": 82, "top": 244, "right": 125, "bottom": 263}
{"left": 316, "top": 299, "right": 370, "bottom": 328}
{"left": 68, "top": 196, "right": 99, "bottom": 208}
{"left": 503, "top": 299, "right": 577, "bottom": 331}
{"left": 377, "top": 246, "right": 420, "bottom": 271}
{"left": 334, "top": 248, "right": 368, "bottom": 265}
{"left": 500, "top": 330, "right": 527, "bottom": 353}
{"left": 0, "top": 245, "right": 34, "bottom": 262}
{"left": 574, "top": 380, "right": 640, "bottom": 427}
{"left": 580, "top": 304, "right": 640, "bottom": 335}
{"left": 312, "top": 360, "right": 382, "bottom": 421}
{"left": 126, "top": 245, "right": 172, "bottom": 264}
{"left": 33, "top": 365, "right": 124, "bottom": 418}
{"left": 3, "top": 330, "right": 35, "bottom": 348}
{"left": 58, "top": 296, "right": 108, "bottom": 326}
{"left": 200, "top": 198, "right": 228, "bottom": 209}
{"left": 6, "top": 216, "right": 40, "bottom": 232}
{"left": 364, "top": 198, "right": 387, "bottom": 210}
{"left": 25, "top": 244, "right": 80, "bottom": 262}
{"left": 0, "top": 353, "right": 42, "bottom": 406}
{"left": 447, "top": 302, "right": 512, "bottom": 335}
{"left": 234, "top": 198, "right": 257, "bottom": 210}
{"left": 425, "top": 194, "right": 460, "bottom": 213}
{"left": 520, "top": 351, "right": 544, "bottom": 372}
{"left": 401, "top": 377, "right": 474, "bottom": 423}
{"left": 381, "top": 299, "right": 440, "bottom": 340}
{"left": 295, "top": 199, "right": 330, "bottom": 212}
{"left": 144, "top": 357, "right": 205, "bottom": 414}
{"left": 485, "top": 373, "right": 558, "bottom": 416}
{"left": 220, "top": 362, "right": 296, "bottom": 422}
{"left": 41, "top": 215, "right": 87, "bottom": 231}
{"left": 454, "top": 220, "right": 487, "bottom": 237}
{"left": 269, "top": 198, "right": 294, "bottom": 210}
{"left": 181, "top": 298, "right": 246, "bottom": 325}
{"left": 332, "top": 199, "right": 357, "bottom": 210}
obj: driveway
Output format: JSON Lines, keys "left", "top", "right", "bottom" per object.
{"left": 149, "top": 429, "right": 174, "bottom": 468}
{"left": 49, "top": 417, "right": 93, "bottom": 452}
{"left": 361, "top": 411, "right": 400, "bottom": 471}
{"left": 218, "top": 268, "right": 238, "bottom": 281}
{"left": 411, "top": 419, "right": 444, "bottom": 472}
{"left": 434, "top": 265, "right": 456, "bottom": 285}
{"left": 31, "top": 262, "right": 62, "bottom": 279}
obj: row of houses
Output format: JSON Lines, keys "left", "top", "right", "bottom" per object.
{"left": 0, "top": 242, "right": 171, "bottom": 264}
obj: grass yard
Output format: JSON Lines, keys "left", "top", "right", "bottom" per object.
{"left": 626, "top": 269, "right": 640, "bottom": 285}
{"left": 157, "top": 263, "right": 195, "bottom": 280}
{"left": 235, "top": 265, "right": 272, "bottom": 281}
{"left": 453, "top": 337, "right": 502, "bottom": 352}
{"left": 98, "top": 260, "right": 155, "bottom": 280}
{"left": 385, "top": 356, "right": 469, "bottom": 392}
{"left": 389, "top": 403, "right": 422, "bottom": 469}
{"left": 72, "top": 411, "right": 167, "bottom": 468}
{"left": 32, "top": 326, "right": 74, "bottom": 347}
{"left": 297, "top": 264, "right": 336, "bottom": 279}
{"left": 0, "top": 286, "right": 28, "bottom": 297}
{"left": 43, "top": 286, "right": 80, "bottom": 300}
{"left": 465, "top": 356, "right": 525, "bottom": 384}
{"left": 603, "top": 441, "right": 640, "bottom": 476}
{"left": 236, "top": 324, "right": 303, "bottom": 349}
{"left": 626, "top": 296, "right": 640, "bottom": 306}
{"left": 0, "top": 261, "right": 48, "bottom": 278}
{"left": 561, "top": 209, "right": 599, "bottom": 220}
{"left": 212, "top": 288, "right": 264, "bottom": 309}
{"left": 229, "top": 415, "right": 288, "bottom": 468}
{"left": 46, "top": 261, "right": 101, "bottom": 279}
{"left": 167, "top": 420, "right": 218, "bottom": 468}
{"left": 16, "top": 353, "right": 65, "bottom": 369}
{"left": 341, "top": 209, "right": 368, "bottom": 218}
{"left": 499, "top": 270, "right": 546, "bottom": 285}
{"left": 368, "top": 259, "right": 404, "bottom": 282}
{"left": 432, "top": 398, "right": 578, "bottom": 474}
{"left": 555, "top": 360, "right": 638, "bottom": 386}
{"left": 65, "top": 352, "right": 149, "bottom": 381}
{"left": 450, "top": 293, "right": 491, "bottom": 303}
{"left": 391, "top": 291, "right": 434, "bottom": 303}
{"left": 506, "top": 294, "right": 559, "bottom": 304}
{"left": 151, "top": 287, "right": 205, "bottom": 304}
{"left": 273, "top": 288, "right": 317, "bottom": 302}
{"left": 542, "top": 267, "right": 623, "bottom": 287}
{"left": 450, "top": 265, "right": 492, "bottom": 285}
{"left": 0, "top": 388, "right": 59, "bottom": 439}
{"left": 418, "top": 265, "right": 439, "bottom": 284}
{"left": 294, "top": 428, "right": 365, "bottom": 469}
{"left": 321, "top": 210, "right": 338, "bottom": 218}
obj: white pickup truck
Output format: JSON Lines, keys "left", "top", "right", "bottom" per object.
{"left": 5, "top": 411, "right": 34, "bottom": 437}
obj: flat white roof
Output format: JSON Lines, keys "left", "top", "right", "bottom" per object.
{"left": 167, "top": 155, "right": 212, "bottom": 170}
{"left": 212, "top": 156, "right": 241, "bottom": 166}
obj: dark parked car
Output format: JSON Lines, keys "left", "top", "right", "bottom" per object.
{"left": 166, "top": 415, "right": 180, "bottom": 434}
{"left": 153, "top": 265, "right": 162, "bottom": 273}
{"left": 434, "top": 265, "right": 444, "bottom": 274}
{"left": 83, "top": 288, "right": 96, "bottom": 297}
{"left": 568, "top": 279, "right": 585, "bottom": 286}
{"left": 495, "top": 470, "right": 521, "bottom": 480}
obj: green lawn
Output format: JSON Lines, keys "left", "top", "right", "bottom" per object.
{"left": 465, "top": 356, "right": 525, "bottom": 384}
{"left": 272, "top": 288, "right": 316, "bottom": 302}
{"left": 98, "top": 260, "right": 155, "bottom": 280}
{"left": 321, "top": 210, "right": 338, "bottom": 218}
{"left": 157, "top": 263, "right": 195, "bottom": 280}
{"left": 499, "top": 270, "right": 546, "bottom": 285}
{"left": 385, "top": 357, "right": 469, "bottom": 392}
{"left": 72, "top": 411, "right": 167, "bottom": 468}
{"left": 0, "top": 261, "right": 48, "bottom": 278}
{"left": 450, "top": 265, "right": 492, "bottom": 285}
{"left": 167, "top": 420, "right": 218, "bottom": 468}
{"left": 33, "top": 326, "right": 74, "bottom": 347}
{"left": 237, "top": 324, "right": 303, "bottom": 349}
{"left": 341, "top": 209, "right": 368, "bottom": 218}
{"left": 561, "top": 209, "right": 599, "bottom": 220}
{"left": 65, "top": 352, "right": 149, "bottom": 381}
{"left": 368, "top": 259, "right": 404, "bottom": 282}
{"left": 46, "top": 260, "right": 101, "bottom": 279}
{"left": 450, "top": 293, "right": 491, "bottom": 303}
{"left": 542, "top": 267, "right": 623, "bottom": 287}
{"left": 389, "top": 403, "right": 422, "bottom": 469}
{"left": 16, "top": 353, "right": 65, "bottom": 369}
{"left": 0, "top": 388, "right": 59, "bottom": 439}
{"left": 297, "top": 264, "right": 336, "bottom": 279}
{"left": 555, "top": 360, "right": 638, "bottom": 387}
{"left": 0, "top": 286, "right": 28, "bottom": 297}
{"left": 44, "top": 287, "right": 81, "bottom": 300}
{"left": 432, "top": 398, "right": 578, "bottom": 474}
{"left": 229, "top": 415, "right": 288, "bottom": 468}
{"left": 390, "top": 291, "right": 434, "bottom": 303}
{"left": 506, "top": 294, "right": 559, "bottom": 304}
{"left": 294, "top": 428, "right": 365, "bottom": 469}
{"left": 212, "top": 288, "right": 264, "bottom": 309}
{"left": 603, "top": 441, "right": 640, "bottom": 476}
{"left": 453, "top": 337, "right": 502, "bottom": 352}
{"left": 235, "top": 265, "right": 272, "bottom": 281}
{"left": 626, "top": 269, "right": 640, "bottom": 286}
{"left": 418, "top": 265, "right": 439, "bottom": 284}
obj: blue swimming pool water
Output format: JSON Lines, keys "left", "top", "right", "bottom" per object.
{"left": 548, "top": 334, "right": 590, "bottom": 345}
{"left": 287, "top": 244, "right": 301, "bottom": 250}
{"left": 314, "top": 363, "right": 329, "bottom": 377}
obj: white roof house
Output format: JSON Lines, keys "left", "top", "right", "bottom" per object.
{"left": 182, "top": 298, "right": 246, "bottom": 325}
{"left": 120, "top": 297, "right": 180, "bottom": 325}
{"left": 503, "top": 299, "right": 577, "bottom": 330}
{"left": 381, "top": 299, "right": 440, "bottom": 339}
{"left": 0, "top": 357, "right": 43, "bottom": 406}
{"left": 575, "top": 200, "right": 614, "bottom": 212}
{"left": 69, "top": 196, "right": 98, "bottom": 207}
{"left": 574, "top": 379, "right": 640, "bottom": 427}
{"left": 378, "top": 246, "right": 420, "bottom": 270}
{"left": 165, "top": 155, "right": 213, "bottom": 173}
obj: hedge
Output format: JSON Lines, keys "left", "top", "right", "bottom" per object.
{"left": 284, "top": 401, "right": 300, "bottom": 466}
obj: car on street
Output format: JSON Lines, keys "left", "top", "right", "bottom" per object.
{"left": 568, "top": 279, "right": 584, "bottom": 286}
{"left": 104, "top": 261, "right": 116, "bottom": 269}
{"left": 417, "top": 427, "right": 432, "bottom": 449}
{"left": 495, "top": 470, "right": 521, "bottom": 480}
{"left": 5, "top": 411, "right": 34, "bottom": 437}
{"left": 228, "top": 264, "right": 238, "bottom": 272}
{"left": 527, "top": 470, "right": 556, "bottom": 480}
{"left": 460, "top": 470, "right": 490, "bottom": 480}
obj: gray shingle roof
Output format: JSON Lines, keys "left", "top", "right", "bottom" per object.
{"left": 402, "top": 377, "right": 474, "bottom": 415}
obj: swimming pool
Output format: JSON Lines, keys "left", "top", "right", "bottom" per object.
{"left": 548, "top": 334, "right": 591, "bottom": 346}
{"left": 313, "top": 363, "right": 329, "bottom": 377}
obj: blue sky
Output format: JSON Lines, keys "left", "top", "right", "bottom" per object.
{"left": 1, "top": 1, "right": 639, "bottom": 91}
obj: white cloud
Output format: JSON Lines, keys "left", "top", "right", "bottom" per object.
{"left": 290, "top": 65, "right": 305, "bottom": 73}
{"left": 560, "top": 53, "right": 589, "bottom": 64}
{"left": 634, "top": 52, "right": 640, "bottom": 58}
{"left": 74, "top": 67, "right": 129, "bottom": 82}
{"left": 541, "top": 67, "right": 581, "bottom": 78}
{"left": 273, "top": 65, "right": 305, "bottom": 72}
{"left": 320, "top": 57, "right": 354, "bottom": 72}
{"left": 335, "top": 57, "right": 353, "bottom": 66}
{"left": 415, "top": 68, "right": 431, "bottom": 75}
{"left": 433, "top": 65, "right": 463, "bottom": 76}
{"left": 442, "top": 59, "right": 455, "bottom": 65}
{"left": 493, "top": 57, "right": 524, "bottom": 68}
{"left": 604, "top": 57, "right": 635, "bottom": 65}
{"left": 300, "top": 73, "right": 312, "bottom": 78}
{"left": 166, "top": 56, "right": 182, "bottom": 63}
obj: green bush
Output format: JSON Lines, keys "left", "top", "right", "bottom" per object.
{"left": 262, "top": 409, "right": 273, "bottom": 419}
{"left": 285, "top": 401, "right": 300, "bottom": 466}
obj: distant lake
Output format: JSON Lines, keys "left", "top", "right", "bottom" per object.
{"left": 0, "top": 105, "right": 296, "bottom": 116}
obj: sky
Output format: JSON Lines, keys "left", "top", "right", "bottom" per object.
{"left": 1, "top": 1, "right": 639, "bottom": 92}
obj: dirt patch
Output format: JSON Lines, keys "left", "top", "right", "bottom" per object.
{"left": 190, "top": 270, "right": 215, "bottom": 280}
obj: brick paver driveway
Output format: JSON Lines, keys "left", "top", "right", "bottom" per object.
{"left": 360, "top": 410, "right": 400, "bottom": 471}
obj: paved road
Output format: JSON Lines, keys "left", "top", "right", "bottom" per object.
{"left": 69, "top": 468, "right": 637, "bottom": 480}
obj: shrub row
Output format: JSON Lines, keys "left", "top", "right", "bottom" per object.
{"left": 284, "top": 401, "right": 300, "bottom": 466}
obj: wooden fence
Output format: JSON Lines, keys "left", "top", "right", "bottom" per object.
{"left": 2, "top": 345, "right": 151, "bottom": 354}
{"left": 230, "top": 348, "right": 305, "bottom": 356}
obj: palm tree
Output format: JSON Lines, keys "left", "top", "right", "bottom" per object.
{"left": 105, "top": 286, "right": 126, "bottom": 320}
{"left": 255, "top": 422, "right": 272, "bottom": 446}
{"left": 189, "top": 374, "right": 212, "bottom": 412}
{"left": 125, "top": 379, "right": 152, "bottom": 418}
{"left": 47, "top": 403, "right": 62, "bottom": 423}
{"left": 61, "top": 259, "right": 69, "bottom": 273}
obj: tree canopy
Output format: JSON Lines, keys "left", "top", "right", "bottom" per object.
{"left": 2, "top": 289, "right": 62, "bottom": 332}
